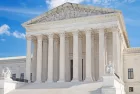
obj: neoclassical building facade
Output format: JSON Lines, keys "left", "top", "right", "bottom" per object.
{"left": 1, "top": 2, "right": 140, "bottom": 94}
{"left": 23, "top": 2, "right": 127, "bottom": 83}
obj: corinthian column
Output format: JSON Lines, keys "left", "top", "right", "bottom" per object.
{"left": 78, "top": 35, "right": 83, "bottom": 81}
{"left": 72, "top": 31, "right": 79, "bottom": 82}
{"left": 99, "top": 29, "right": 105, "bottom": 80}
{"left": 36, "top": 35, "right": 43, "bottom": 83}
{"left": 65, "top": 36, "right": 70, "bottom": 82}
{"left": 42, "top": 38, "right": 48, "bottom": 82}
{"left": 47, "top": 33, "right": 54, "bottom": 82}
{"left": 85, "top": 31, "right": 93, "bottom": 82}
{"left": 58, "top": 32, "right": 66, "bottom": 82}
{"left": 26, "top": 35, "right": 32, "bottom": 82}
{"left": 32, "top": 39, "right": 37, "bottom": 82}
{"left": 112, "top": 27, "right": 120, "bottom": 76}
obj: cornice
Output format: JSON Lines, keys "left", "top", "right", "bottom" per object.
{"left": 24, "top": 13, "right": 118, "bottom": 31}
{"left": 123, "top": 48, "right": 140, "bottom": 54}
{"left": 26, "top": 21, "right": 118, "bottom": 36}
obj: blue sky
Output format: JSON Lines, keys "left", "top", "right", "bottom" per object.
{"left": 0, "top": 0, "right": 140, "bottom": 57}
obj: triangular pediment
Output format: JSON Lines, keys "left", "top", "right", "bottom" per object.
{"left": 24, "top": 2, "right": 120, "bottom": 25}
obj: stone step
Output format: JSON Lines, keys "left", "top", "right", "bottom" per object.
{"left": 8, "top": 82, "right": 103, "bottom": 94}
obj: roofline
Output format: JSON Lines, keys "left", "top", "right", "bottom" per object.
{"left": 22, "top": 2, "right": 120, "bottom": 26}
{"left": 118, "top": 12, "right": 130, "bottom": 47}
{"left": 0, "top": 56, "right": 26, "bottom": 61}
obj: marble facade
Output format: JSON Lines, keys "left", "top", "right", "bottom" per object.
{"left": 23, "top": 3, "right": 126, "bottom": 83}
{"left": 2, "top": 2, "right": 140, "bottom": 94}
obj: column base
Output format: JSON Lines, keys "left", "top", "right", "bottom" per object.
{"left": 97, "top": 77, "right": 103, "bottom": 82}
{"left": 34, "top": 81, "right": 42, "bottom": 83}
{"left": 84, "top": 77, "right": 93, "bottom": 83}
{"left": 57, "top": 80, "right": 65, "bottom": 83}
{"left": 71, "top": 79, "right": 79, "bottom": 83}
{"left": 45, "top": 80, "right": 54, "bottom": 83}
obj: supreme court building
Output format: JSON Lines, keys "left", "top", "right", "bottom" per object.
{"left": 1, "top": 2, "right": 140, "bottom": 94}
{"left": 23, "top": 2, "right": 125, "bottom": 83}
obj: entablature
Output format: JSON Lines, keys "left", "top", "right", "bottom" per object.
{"left": 123, "top": 48, "right": 140, "bottom": 54}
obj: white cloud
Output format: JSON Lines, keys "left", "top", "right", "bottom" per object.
{"left": 0, "top": 24, "right": 10, "bottom": 36}
{"left": 46, "top": 0, "right": 136, "bottom": 8}
{"left": 1, "top": 39, "right": 6, "bottom": 42}
{"left": 0, "top": 7, "right": 42, "bottom": 15}
{"left": 0, "top": 24, "right": 25, "bottom": 41}
{"left": 46, "top": 0, "right": 84, "bottom": 8}
{"left": 12, "top": 31, "right": 25, "bottom": 39}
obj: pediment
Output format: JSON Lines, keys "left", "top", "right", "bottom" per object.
{"left": 24, "top": 2, "right": 120, "bottom": 25}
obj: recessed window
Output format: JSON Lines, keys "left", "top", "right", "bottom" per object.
{"left": 129, "top": 87, "right": 134, "bottom": 92}
{"left": 12, "top": 74, "right": 16, "bottom": 80}
{"left": 128, "top": 68, "right": 134, "bottom": 79}
{"left": 20, "top": 73, "right": 24, "bottom": 80}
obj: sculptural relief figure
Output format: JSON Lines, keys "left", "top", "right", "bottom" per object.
{"left": 1, "top": 67, "right": 12, "bottom": 80}
{"left": 106, "top": 61, "right": 115, "bottom": 75}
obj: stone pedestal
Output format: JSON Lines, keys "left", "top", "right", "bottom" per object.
{"left": 0, "top": 79, "right": 24, "bottom": 94}
{"left": 101, "top": 76, "right": 125, "bottom": 94}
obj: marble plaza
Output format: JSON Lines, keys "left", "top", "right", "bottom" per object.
{"left": 0, "top": 2, "right": 140, "bottom": 94}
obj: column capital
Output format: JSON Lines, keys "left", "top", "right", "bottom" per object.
{"left": 36, "top": 35, "right": 43, "bottom": 40}
{"left": 97, "top": 28, "right": 104, "bottom": 33}
{"left": 47, "top": 33, "right": 54, "bottom": 39}
{"left": 85, "top": 29, "right": 93, "bottom": 36}
{"left": 26, "top": 35, "right": 32, "bottom": 40}
{"left": 72, "top": 31, "right": 79, "bottom": 36}
{"left": 59, "top": 32, "right": 66, "bottom": 37}
{"left": 111, "top": 26, "right": 119, "bottom": 32}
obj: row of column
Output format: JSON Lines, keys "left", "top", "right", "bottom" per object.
{"left": 26, "top": 28, "right": 120, "bottom": 83}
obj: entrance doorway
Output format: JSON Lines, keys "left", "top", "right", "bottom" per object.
{"left": 82, "top": 59, "right": 84, "bottom": 81}
{"left": 70, "top": 60, "right": 73, "bottom": 81}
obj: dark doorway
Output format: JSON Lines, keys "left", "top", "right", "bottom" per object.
{"left": 70, "top": 60, "right": 73, "bottom": 81}
{"left": 82, "top": 59, "right": 84, "bottom": 81}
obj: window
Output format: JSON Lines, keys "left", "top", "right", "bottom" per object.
{"left": 12, "top": 74, "right": 16, "bottom": 80}
{"left": 129, "top": 87, "right": 134, "bottom": 92}
{"left": 30, "top": 73, "right": 32, "bottom": 81}
{"left": 20, "top": 73, "right": 24, "bottom": 80}
{"left": 128, "top": 68, "right": 134, "bottom": 79}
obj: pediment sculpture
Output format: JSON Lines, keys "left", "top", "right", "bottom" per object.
{"left": 24, "top": 2, "right": 118, "bottom": 25}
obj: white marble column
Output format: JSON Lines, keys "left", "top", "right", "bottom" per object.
{"left": 85, "top": 31, "right": 93, "bottom": 82}
{"left": 53, "top": 38, "right": 59, "bottom": 82}
{"left": 91, "top": 33, "right": 95, "bottom": 81}
{"left": 32, "top": 39, "right": 37, "bottom": 82}
{"left": 42, "top": 38, "right": 48, "bottom": 82}
{"left": 65, "top": 36, "right": 70, "bottom": 82}
{"left": 112, "top": 27, "right": 119, "bottom": 76}
{"left": 58, "top": 32, "right": 66, "bottom": 82}
{"left": 78, "top": 35, "right": 83, "bottom": 81}
{"left": 26, "top": 36, "right": 32, "bottom": 82}
{"left": 72, "top": 31, "right": 79, "bottom": 82}
{"left": 99, "top": 29, "right": 105, "bottom": 80}
{"left": 36, "top": 35, "right": 43, "bottom": 83}
{"left": 47, "top": 33, "right": 54, "bottom": 82}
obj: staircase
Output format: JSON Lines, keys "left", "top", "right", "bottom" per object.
{"left": 7, "top": 82, "right": 103, "bottom": 94}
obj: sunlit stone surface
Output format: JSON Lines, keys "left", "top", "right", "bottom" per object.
{"left": 0, "top": 2, "right": 140, "bottom": 94}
